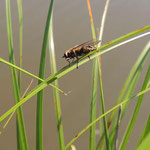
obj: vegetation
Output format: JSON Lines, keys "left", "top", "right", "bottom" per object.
{"left": 0, "top": 0, "right": 150, "bottom": 150}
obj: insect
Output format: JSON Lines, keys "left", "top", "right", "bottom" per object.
{"left": 62, "top": 40, "right": 101, "bottom": 68}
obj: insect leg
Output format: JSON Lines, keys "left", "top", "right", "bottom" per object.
{"left": 72, "top": 57, "right": 75, "bottom": 62}
{"left": 66, "top": 59, "right": 71, "bottom": 66}
{"left": 88, "top": 55, "right": 91, "bottom": 60}
{"left": 72, "top": 50, "right": 79, "bottom": 69}
{"left": 76, "top": 57, "right": 79, "bottom": 68}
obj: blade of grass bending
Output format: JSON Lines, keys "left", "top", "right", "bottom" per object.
{"left": 36, "top": 0, "right": 54, "bottom": 149}
{"left": 0, "top": 57, "right": 66, "bottom": 95}
{"left": 65, "top": 87, "right": 150, "bottom": 149}
{"left": 6, "top": 1, "right": 28, "bottom": 150}
{"left": 119, "top": 65, "right": 150, "bottom": 150}
{"left": 136, "top": 115, "right": 150, "bottom": 148}
{"left": 96, "top": 39, "right": 150, "bottom": 149}
{"left": 48, "top": 17, "right": 65, "bottom": 149}
{"left": 97, "top": 0, "right": 111, "bottom": 149}
{"left": 17, "top": 0, "right": 23, "bottom": 91}
{"left": 87, "top": 1, "right": 98, "bottom": 149}
{"left": 0, "top": 29, "right": 149, "bottom": 124}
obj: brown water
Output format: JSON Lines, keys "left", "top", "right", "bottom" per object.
{"left": 0, "top": 0, "right": 150, "bottom": 149}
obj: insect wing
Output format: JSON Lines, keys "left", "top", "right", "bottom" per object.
{"left": 73, "top": 39, "right": 101, "bottom": 49}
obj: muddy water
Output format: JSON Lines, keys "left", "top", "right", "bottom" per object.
{"left": 0, "top": 0, "right": 150, "bottom": 149}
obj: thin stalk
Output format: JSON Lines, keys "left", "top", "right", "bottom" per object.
{"left": 89, "top": 58, "right": 98, "bottom": 150}
{"left": 17, "top": 0, "right": 23, "bottom": 91}
{"left": 48, "top": 16, "right": 65, "bottom": 149}
{"left": 97, "top": 0, "right": 111, "bottom": 149}
{"left": 98, "top": 61, "right": 111, "bottom": 150}
{"left": 98, "top": 0, "right": 110, "bottom": 47}
{"left": 87, "top": 0, "right": 96, "bottom": 39}
{"left": 87, "top": 1, "right": 98, "bottom": 149}
{"left": 113, "top": 105, "right": 122, "bottom": 150}
{"left": 16, "top": 1, "right": 23, "bottom": 148}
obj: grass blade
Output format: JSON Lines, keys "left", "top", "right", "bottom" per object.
{"left": 113, "top": 106, "right": 122, "bottom": 150}
{"left": 89, "top": 59, "right": 98, "bottom": 150}
{"left": 6, "top": 0, "right": 28, "bottom": 149}
{"left": 119, "top": 65, "right": 150, "bottom": 150}
{"left": 86, "top": 1, "right": 98, "bottom": 149}
{"left": 87, "top": 0, "right": 99, "bottom": 150}
{"left": 17, "top": 0, "right": 23, "bottom": 90}
{"left": 16, "top": 1, "right": 23, "bottom": 148}
{"left": 48, "top": 16, "right": 65, "bottom": 149}
{"left": 136, "top": 132, "right": 150, "bottom": 150}
{"left": 97, "top": 0, "right": 111, "bottom": 149}
{"left": 136, "top": 115, "right": 150, "bottom": 148}
{"left": 98, "top": 61, "right": 110, "bottom": 150}
{"left": 36, "top": 0, "right": 54, "bottom": 149}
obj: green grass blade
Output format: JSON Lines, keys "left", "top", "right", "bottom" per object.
{"left": 89, "top": 58, "right": 98, "bottom": 150}
{"left": 48, "top": 17, "right": 65, "bottom": 149}
{"left": 36, "top": 0, "right": 54, "bottom": 149}
{"left": 16, "top": 1, "right": 23, "bottom": 148}
{"left": 86, "top": 1, "right": 98, "bottom": 149}
{"left": 98, "top": 61, "right": 111, "bottom": 150}
{"left": 136, "top": 115, "right": 150, "bottom": 148}
{"left": 119, "top": 65, "right": 150, "bottom": 150}
{"left": 5, "top": 0, "right": 28, "bottom": 150}
{"left": 96, "top": 0, "right": 111, "bottom": 149}
{"left": 17, "top": 0, "right": 23, "bottom": 91}
{"left": 136, "top": 132, "right": 150, "bottom": 150}
{"left": 113, "top": 106, "right": 122, "bottom": 150}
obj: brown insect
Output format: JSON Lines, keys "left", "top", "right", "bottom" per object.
{"left": 62, "top": 40, "right": 100, "bottom": 68}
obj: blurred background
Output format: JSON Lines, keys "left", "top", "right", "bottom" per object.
{"left": 0, "top": 0, "right": 150, "bottom": 149}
